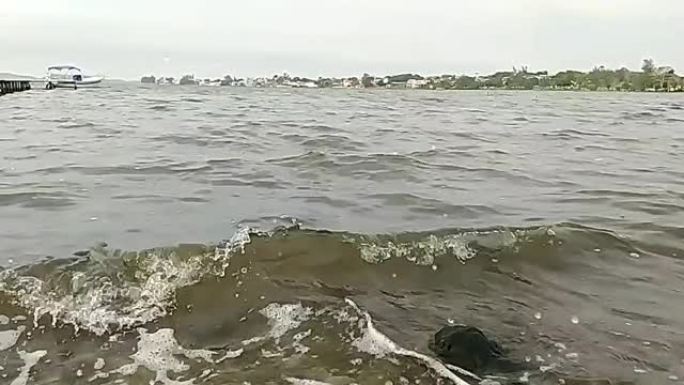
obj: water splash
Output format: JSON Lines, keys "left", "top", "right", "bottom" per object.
{"left": 0, "top": 228, "right": 253, "bottom": 335}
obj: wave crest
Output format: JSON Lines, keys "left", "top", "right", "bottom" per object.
{"left": 0, "top": 228, "right": 253, "bottom": 335}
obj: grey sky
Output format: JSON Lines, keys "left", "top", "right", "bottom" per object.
{"left": 1, "top": 0, "right": 682, "bottom": 79}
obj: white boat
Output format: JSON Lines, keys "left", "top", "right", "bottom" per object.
{"left": 45, "top": 65, "right": 104, "bottom": 89}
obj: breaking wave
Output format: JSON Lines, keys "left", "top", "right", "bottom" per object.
{"left": 0, "top": 222, "right": 645, "bottom": 336}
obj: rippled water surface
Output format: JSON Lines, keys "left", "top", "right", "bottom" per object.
{"left": 0, "top": 85, "right": 683, "bottom": 385}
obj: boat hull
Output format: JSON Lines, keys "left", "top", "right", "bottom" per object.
{"left": 48, "top": 76, "right": 104, "bottom": 89}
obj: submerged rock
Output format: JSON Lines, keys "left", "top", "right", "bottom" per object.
{"left": 430, "top": 325, "right": 637, "bottom": 385}
{"left": 429, "top": 325, "right": 514, "bottom": 373}
{"left": 563, "top": 379, "right": 635, "bottom": 385}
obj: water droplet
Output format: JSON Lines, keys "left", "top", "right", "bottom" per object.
{"left": 76, "top": 369, "right": 83, "bottom": 377}
{"left": 525, "top": 356, "right": 531, "bottom": 363}
{"left": 431, "top": 145, "right": 436, "bottom": 151}
{"left": 633, "top": 368, "right": 647, "bottom": 374}
{"left": 240, "top": 267, "right": 248, "bottom": 274}
{"left": 534, "top": 312, "right": 542, "bottom": 320}
{"left": 642, "top": 341, "right": 651, "bottom": 346}
{"left": 447, "top": 318, "right": 455, "bottom": 325}
{"left": 594, "top": 248, "right": 601, "bottom": 253}
{"left": 7, "top": 259, "right": 14, "bottom": 264}
{"left": 89, "top": 217, "right": 98, "bottom": 221}
{"left": 391, "top": 273, "right": 397, "bottom": 278}
{"left": 629, "top": 252, "right": 640, "bottom": 259}
{"left": 234, "top": 293, "right": 240, "bottom": 298}
{"left": 431, "top": 265, "right": 438, "bottom": 271}
{"left": 571, "top": 316, "right": 579, "bottom": 324}
{"left": 565, "top": 352, "right": 579, "bottom": 359}
{"left": 668, "top": 375, "right": 679, "bottom": 381}
{"left": 491, "top": 258, "right": 499, "bottom": 263}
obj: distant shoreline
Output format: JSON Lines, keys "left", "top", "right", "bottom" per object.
{"left": 139, "top": 59, "right": 683, "bottom": 93}
{"left": 140, "top": 83, "right": 684, "bottom": 93}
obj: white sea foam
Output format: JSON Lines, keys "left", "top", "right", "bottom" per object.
{"left": 259, "top": 302, "right": 313, "bottom": 342}
{"left": 0, "top": 326, "right": 25, "bottom": 351}
{"left": 10, "top": 349, "right": 46, "bottom": 385}
{"left": 107, "top": 327, "right": 239, "bottom": 385}
{"left": 344, "top": 298, "right": 474, "bottom": 385}
{"left": 356, "top": 229, "right": 522, "bottom": 266}
{"left": 93, "top": 357, "right": 106, "bottom": 370}
{"left": 358, "top": 234, "right": 476, "bottom": 265}
{"left": 285, "top": 378, "right": 333, "bottom": 385}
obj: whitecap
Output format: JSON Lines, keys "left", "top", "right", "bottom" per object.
{"left": 0, "top": 228, "right": 253, "bottom": 336}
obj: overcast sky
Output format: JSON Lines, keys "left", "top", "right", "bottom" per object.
{"left": 1, "top": 0, "right": 682, "bottom": 79}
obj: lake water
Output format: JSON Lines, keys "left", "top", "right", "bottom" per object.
{"left": 0, "top": 85, "right": 683, "bottom": 384}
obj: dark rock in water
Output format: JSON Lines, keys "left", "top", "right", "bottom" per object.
{"left": 429, "top": 325, "right": 512, "bottom": 373}
{"left": 430, "top": 326, "right": 635, "bottom": 385}
{"left": 564, "top": 379, "right": 635, "bottom": 385}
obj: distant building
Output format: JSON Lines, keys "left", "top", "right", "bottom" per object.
{"left": 157, "top": 77, "right": 175, "bottom": 85}
{"left": 200, "top": 78, "right": 221, "bottom": 87}
{"left": 406, "top": 79, "right": 428, "bottom": 89}
{"left": 656, "top": 66, "right": 675, "bottom": 75}
{"left": 342, "top": 77, "right": 360, "bottom": 88}
{"left": 141, "top": 75, "right": 156, "bottom": 84}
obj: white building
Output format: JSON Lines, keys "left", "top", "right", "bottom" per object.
{"left": 406, "top": 79, "right": 428, "bottom": 89}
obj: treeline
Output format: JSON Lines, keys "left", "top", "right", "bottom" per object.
{"left": 141, "top": 59, "right": 683, "bottom": 92}
{"left": 414, "top": 59, "right": 683, "bottom": 91}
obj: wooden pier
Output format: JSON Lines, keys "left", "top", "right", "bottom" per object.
{"left": 0, "top": 80, "right": 32, "bottom": 96}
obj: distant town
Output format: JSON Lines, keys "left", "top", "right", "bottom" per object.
{"left": 141, "top": 59, "right": 683, "bottom": 92}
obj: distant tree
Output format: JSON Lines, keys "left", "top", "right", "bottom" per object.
{"left": 641, "top": 58, "right": 655, "bottom": 74}
{"left": 453, "top": 76, "right": 480, "bottom": 90}
{"left": 361, "top": 73, "right": 375, "bottom": 88}
{"left": 506, "top": 72, "right": 538, "bottom": 90}
{"left": 631, "top": 73, "right": 654, "bottom": 91}
{"left": 179, "top": 75, "right": 197, "bottom": 85}
{"left": 551, "top": 70, "right": 584, "bottom": 89}
{"left": 387, "top": 73, "right": 423, "bottom": 83}
{"left": 220, "top": 75, "right": 234, "bottom": 86}
{"left": 316, "top": 77, "right": 333, "bottom": 88}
